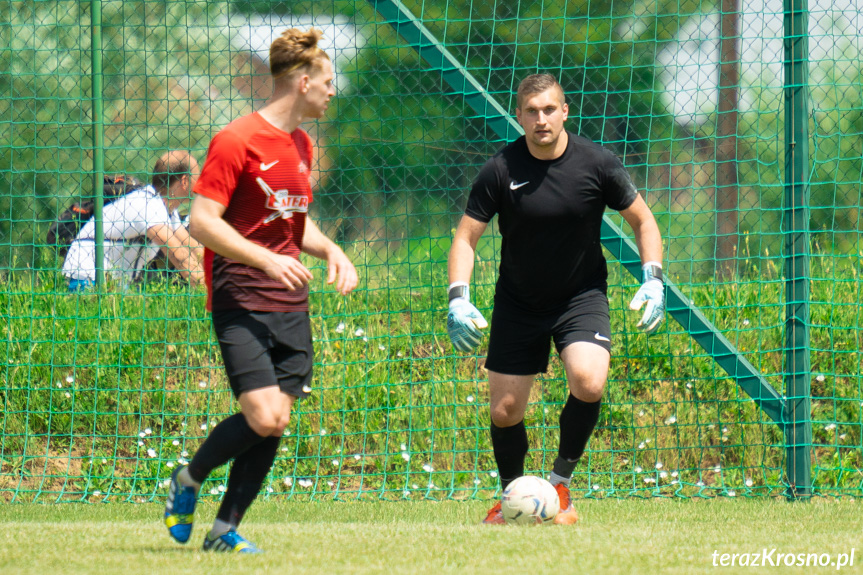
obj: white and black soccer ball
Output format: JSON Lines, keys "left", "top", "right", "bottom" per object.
{"left": 500, "top": 476, "right": 560, "bottom": 526}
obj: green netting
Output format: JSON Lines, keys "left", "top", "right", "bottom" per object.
{"left": 1, "top": 0, "right": 862, "bottom": 502}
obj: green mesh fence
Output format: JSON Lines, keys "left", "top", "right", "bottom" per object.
{"left": 1, "top": 0, "right": 862, "bottom": 503}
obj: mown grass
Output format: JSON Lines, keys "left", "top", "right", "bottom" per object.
{"left": 1, "top": 499, "right": 862, "bottom": 575}
{"left": 1, "top": 244, "right": 862, "bottom": 502}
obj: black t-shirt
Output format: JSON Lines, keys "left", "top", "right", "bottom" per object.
{"left": 465, "top": 131, "right": 638, "bottom": 311}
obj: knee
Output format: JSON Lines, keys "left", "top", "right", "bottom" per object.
{"left": 245, "top": 411, "right": 283, "bottom": 437}
{"left": 572, "top": 379, "right": 605, "bottom": 403}
{"left": 490, "top": 399, "right": 523, "bottom": 428}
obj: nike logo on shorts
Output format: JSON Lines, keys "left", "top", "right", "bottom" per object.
{"left": 509, "top": 180, "right": 529, "bottom": 190}
{"left": 260, "top": 160, "right": 279, "bottom": 171}
{"left": 594, "top": 333, "right": 610, "bottom": 342}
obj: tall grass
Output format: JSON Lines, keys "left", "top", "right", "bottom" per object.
{"left": 1, "top": 245, "right": 861, "bottom": 502}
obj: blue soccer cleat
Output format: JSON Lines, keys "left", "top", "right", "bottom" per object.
{"left": 202, "top": 530, "right": 263, "bottom": 554}
{"left": 164, "top": 465, "right": 197, "bottom": 543}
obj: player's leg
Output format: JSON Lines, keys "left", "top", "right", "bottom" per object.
{"left": 204, "top": 311, "right": 313, "bottom": 552}
{"left": 549, "top": 288, "right": 612, "bottom": 525}
{"left": 482, "top": 299, "right": 553, "bottom": 524}
{"left": 165, "top": 309, "right": 277, "bottom": 546}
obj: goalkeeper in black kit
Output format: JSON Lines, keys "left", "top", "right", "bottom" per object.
{"left": 446, "top": 74, "right": 665, "bottom": 524}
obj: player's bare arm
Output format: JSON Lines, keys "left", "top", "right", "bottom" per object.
{"left": 301, "top": 217, "right": 358, "bottom": 295}
{"left": 189, "top": 194, "right": 313, "bottom": 290}
{"left": 146, "top": 224, "right": 204, "bottom": 285}
{"left": 448, "top": 214, "right": 488, "bottom": 284}
{"left": 619, "top": 193, "right": 662, "bottom": 264}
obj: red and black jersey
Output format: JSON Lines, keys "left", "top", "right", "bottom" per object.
{"left": 195, "top": 112, "right": 314, "bottom": 312}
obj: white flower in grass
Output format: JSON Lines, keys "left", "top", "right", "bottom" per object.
{"left": 137, "top": 441, "right": 144, "bottom": 447}
{"left": 466, "top": 395, "right": 474, "bottom": 403}
{"left": 284, "top": 478, "right": 293, "bottom": 487}
{"left": 745, "top": 478, "right": 754, "bottom": 487}
{"left": 65, "top": 392, "right": 71, "bottom": 398}
{"left": 490, "top": 471, "right": 498, "bottom": 478}
{"left": 354, "top": 328, "right": 364, "bottom": 337}
{"left": 363, "top": 337, "right": 368, "bottom": 342}
{"left": 825, "top": 423, "right": 837, "bottom": 431}
{"left": 400, "top": 443, "right": 407, "bottom": 451}
{"left": 172, "top": 440, "right": 180, "bottom": 446}
{"left": 198, "top": 381, "right": 207, "bottom": 388}
{"left": 638, "top": 442, "right": 646, "bottom": 449}
{"left": 66, "top": 375, "right": 74, "bottom": 384}
{"left": 266, "top": 487, "right": 274, "bottom": 493}
{"left": 422, "top": 464, "right": 434, "bottom": 473}
{"left": 166, "top": 462, "right": 174, "bottom": 468}
{"left": 101, "top": 459, "right": 107, "bottom": 464}
{"left": 644, "top": 477, "right": 656, "bottom": 484}
{"left": 56, "top": 382, "right": 63, "bottom": 388}
{"left": 320, "top": 429, "right": 327, "bottom": 436}
{"left": 655, "top": 462, "right": 663, "bottom": 469}
{"left": 328, "top": 481, "right": 334, "bottom": 487}
{"left": 815, "top": 374, "right": 826, "bottom": 382}
{"left": 473, "top": 479, "right": 481, "bottom": 485}
{"left": 659, "top": 471, "right": 668, "bottom": 479}
{"left": 714, "top": 465, "right": 721, "bottom": 473}
{"left": 93, "top": 490, "right": 102, "bottom": 496}
{"left": 401, "top": 452, "right": 410, "bottom": 461}
{"left": 147, "top": 449, "right": 157, "bottom": 458}
{"left": 200, "top": 424, "right": 207, "bottom": 431}
{"left": 635, "top": 467, "right": 643, "bottom": 473}
{"left": 139, "top": 432, "right": 146, "bottom": 438}
{"left": 299, "top": 479, "right": 313, "bottom": 488}
{"left": 840, "top": 434, "right": 847, "bottom": 440}
{"left": 218, "top": 485, "right": 226, "bottom": 493}
{"left": 671, "top": 471, "right": 679, "bottom": 478}
{"left": 403, "top": 490, "right": 411, "bottom": 497}
{"left": 664, "top": 415, "right": 677, "bottom": 425}
{"left": 592, "top": 485, "right": 600, "bottom": 491}
{"left": 397, "top": 351, "right": 403, "bottom": 357}
{"left": 638, "top": 410, "right": 645, "bottom": 416}
{"left": 162, "top": 480, "right": 171, "bottom": 488}
{"left": 696, "top": 480, "right": 705, "bottom": 487}
{"left": 209, "top": 488, "right": 219, "bottom": 495}
{"left": 144, "top": 428, "right": 152, "bottom": 435}
{"left": 332, "top": 459, "right": 339, "bottom": 467}
{"left": 335, "top": 322, "right": 345, "bottom": 333}
{"left": 354, "top": 455, "right": 361, "bottom": 461}
{"left": 177, "top": 458, "right": 188, "bottom": 465}
{"left": 727, "top": 490, "right": 736, "bottom": 497}
{"left": 411, "top": 484, "right": 418, "bottom": 489}
{"left": 378, "top": 344, "right": 386, "bottom": 351}
{"left": 686, "top": 382, "right": 693, "bottom": 389}
{"left": 181, "top": 450, "right": 189, "bottom": 457}
{"left": 742, "top": 319, "right": 750, "bottom": 326}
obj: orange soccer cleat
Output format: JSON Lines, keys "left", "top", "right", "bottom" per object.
{"left": 482, "top": 501, "right": 506, "bottom": 524}
{"left": 553, "top": 482, "right": 579, "bottom": 525}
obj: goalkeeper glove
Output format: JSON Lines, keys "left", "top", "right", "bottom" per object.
{"left": 446, "top": 283, "right": 488, "bottom": 352}
{"left": 628, "top": 262, "right": 665, "bottom": 335}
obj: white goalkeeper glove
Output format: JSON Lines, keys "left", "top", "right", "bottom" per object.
{"left": 628, "top": 262, "right": 665, "bottom": 335}
{"left": 446, "top": 283, "right": 488, "bottom": 352}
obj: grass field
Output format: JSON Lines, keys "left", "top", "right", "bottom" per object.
{"left": 1, "top": 499, "right": 861, "bottom": 574}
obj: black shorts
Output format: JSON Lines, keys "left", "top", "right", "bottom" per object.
{"left": 484, "top": 288, "right": 611, "bottom": 376}
{"left": 211, "top": 309, "right": 314, "bottom": 399}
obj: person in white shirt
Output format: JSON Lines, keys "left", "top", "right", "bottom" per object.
{"left": 62, "top": 151, "right": 204, "bottom": 290}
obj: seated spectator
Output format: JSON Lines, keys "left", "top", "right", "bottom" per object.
{"left": 62, "top": 151, "right": 204, "bottom": 290}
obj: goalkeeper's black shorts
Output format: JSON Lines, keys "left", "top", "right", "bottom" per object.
{"left": 484, "top": 287, "right": 611, "bottom": 376}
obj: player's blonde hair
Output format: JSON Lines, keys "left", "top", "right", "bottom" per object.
{"left": 516, "top": 74, "right": 566, "bottom": 109}
{"left": 270, "top": 28, "right": 330, "bottom": 80}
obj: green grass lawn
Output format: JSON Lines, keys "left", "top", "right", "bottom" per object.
{"left": 1, "top": 499, "right": 861, "bottom": 574}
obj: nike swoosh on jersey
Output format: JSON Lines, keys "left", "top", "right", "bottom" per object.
{"left": 260, "top": 160, "right": 279, "bottom": 171}
{"left": 594, "top": 333, "right": 611, "bottom": 342}
{"left": 509, "top": 180, "right": 529, "bottom": 190}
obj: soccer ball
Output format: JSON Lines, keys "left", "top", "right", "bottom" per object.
{"left": 500, "top": 476, "right": 560, "bottom": 526}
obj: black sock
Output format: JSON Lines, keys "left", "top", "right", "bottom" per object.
{"left": 187, "top": 413, "right": 266, "bottom": 484}
{"left": 216, "top": 435, "right": 281, "bottom": 526}
{"left": 553, "top": 394, "right": 602, "bottom": 478}
{"left": 490, "top": 420, "right": 528, "bottom": 490}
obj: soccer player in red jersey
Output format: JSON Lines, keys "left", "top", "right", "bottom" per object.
{"left": 163, "top": 28, "right": 358, "bottom": 553}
